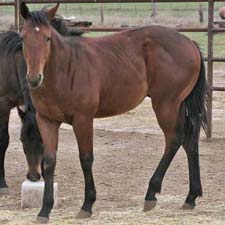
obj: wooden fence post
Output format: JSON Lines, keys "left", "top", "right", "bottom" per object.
{"left": 207, "top": 0, "right": 214, "bottom": 139}
{"left": 100, "top": 3, "right": 104, "bottom": 24}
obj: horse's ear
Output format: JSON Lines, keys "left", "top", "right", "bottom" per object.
{"left": 20, "top": 2, "right": 30, "bottom": 20}
{"left": 47, "top": 3, "right": 60, "bottom": 21}
{"left": 17, "top": 106, "right": 26, "bottom": 120}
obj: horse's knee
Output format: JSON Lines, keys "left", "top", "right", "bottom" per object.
{"left": 80, "top": 155, "right": 94, "bottom": 171}
{"left": 43, "top": 154, "right": 56, "bottom": 175}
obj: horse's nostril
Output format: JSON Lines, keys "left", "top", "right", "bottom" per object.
{"left": 26, "top": 74, "right": 43, "bottom": 88}
{"left": 27, "top": 172, "right": 41, "bottom": 182}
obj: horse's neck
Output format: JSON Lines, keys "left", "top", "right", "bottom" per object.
{"left": 45, "top": 30, "right": 72, "bottom": 77}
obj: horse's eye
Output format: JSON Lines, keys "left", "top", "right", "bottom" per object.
{"left": 46, "top": 37, "right": 51, "bottom": 42}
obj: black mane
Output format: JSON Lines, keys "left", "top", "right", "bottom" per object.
{"left": 1, "top": 13, "right": 84, "bottom": 54}
{"left": 0, "top": 31, "right": 22, "bottom": 53}
{"left": 29, "top": 10, "right": 49, "bottom": 25}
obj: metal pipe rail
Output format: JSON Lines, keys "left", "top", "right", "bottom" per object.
{"left": 80, "top": 26, "right": 225, "bottom": 33}
{"left": 0, "top": 2, "right": 15, "bottom": 6}
{"left": 21, "top": 0, "right": 225, "bottom": 3}
{"left": 213, "top": 87, "right": 225, "bottom": 91}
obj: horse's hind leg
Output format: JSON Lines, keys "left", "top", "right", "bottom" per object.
{"left": 0, "top": 113, "right": 10, "bottom": 194}
{"left": 144, "top": 100, "right": 184, "bottom": 211}
{"left": 182, "top": 132, "right": 202, "bottom": 209}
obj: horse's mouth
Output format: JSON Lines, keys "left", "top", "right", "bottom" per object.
{"left": 26, "top": 172, "right": 41, "bottom": 182}
{"left": 26, "top": 74, "right": 43, "bottom": 89}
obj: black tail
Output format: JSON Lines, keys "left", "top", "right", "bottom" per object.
{"left": 184, "top": 43, "right": 208, "bottom": 142}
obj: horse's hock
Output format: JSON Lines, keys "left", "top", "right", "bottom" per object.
{"left": 21, "top": 180, "right": 58, "bottom": 208}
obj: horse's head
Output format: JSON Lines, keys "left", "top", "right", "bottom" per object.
{"left": 50, "top": 15, "right": 85, "bottom": 37}
{"left": 20, "top": 2, "right": 59, "bottom": 89}
{"left": 18, "top": 106, "right": 43, "bottom": 182}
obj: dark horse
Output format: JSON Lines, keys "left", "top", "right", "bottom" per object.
{"left": 0, "top": 14, "right": 84, "bottom": 193}
{"left": 20, "top": 3, "right": 207, "bottom": 223}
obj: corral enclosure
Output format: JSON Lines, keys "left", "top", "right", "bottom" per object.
{"left": 1, "top": 1, "right": 225, "bottom": 225}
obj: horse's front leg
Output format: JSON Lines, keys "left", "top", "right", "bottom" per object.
{"left": 35, "top": 112, "right": 60, "bottom": 224}
{"left": 73, "top": 114, "right": 96, "bottom": 218}
{"left": 0, "top": 117, "right": 9, "bottom": 193}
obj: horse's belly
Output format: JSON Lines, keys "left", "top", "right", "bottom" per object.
{"left": 95, "top": 101, "right": 145, "bottom": 118}
{"left": 95, "top": 84, "right": 148, "bottom": 118}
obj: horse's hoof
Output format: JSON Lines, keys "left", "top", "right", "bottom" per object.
{"left": 144, "top": 200, "right": 157, "bottom": 212}
{"left": 36, "top": 216, "right": 49, "bottom": 224}
{"left": 76, "top": 210, "right": 91, "bottom": 219}
{"left": 182, "top": 203, "right": 195, "bottom": 210}
{"left": 0, "top": 187, "right": 8, "bottom": 195}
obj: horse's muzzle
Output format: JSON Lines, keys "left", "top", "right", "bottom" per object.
{"left": 26, "top": 74, "right": 43, "bottom": 89}
{"left": 26, "top": 171, "right": 41, "bottom": 182}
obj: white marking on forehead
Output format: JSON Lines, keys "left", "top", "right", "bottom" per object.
{"left": 34, "top": 27, "right": 40, "bottom": 32}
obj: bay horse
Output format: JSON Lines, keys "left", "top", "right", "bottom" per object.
{"left": 20, "top": 3, "right": 207, "bottom": 223}
{"left": 0, "top": 16, "right": 84, "bottom": 193}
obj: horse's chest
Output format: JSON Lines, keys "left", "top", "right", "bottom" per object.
{"left": 32, "top": 96, "right": 72, "bottom": 124}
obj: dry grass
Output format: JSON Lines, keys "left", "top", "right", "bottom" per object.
{"left": 1, "top": 195, "right": 225, "bottom": 225}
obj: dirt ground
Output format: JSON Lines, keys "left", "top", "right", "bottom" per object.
{"left": 0, "top": 68, "right": 225, "bottom": 225}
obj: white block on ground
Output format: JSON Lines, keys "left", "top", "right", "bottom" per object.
{"left": 21, "top": 180, "right": 58, "bottom": 208}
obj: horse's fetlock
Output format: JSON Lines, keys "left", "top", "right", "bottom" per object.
{"left": 88, "top": 191, "right": 96, "bottom": 202}
{"left": 45, "top": 199, "right": 54, "bottom": 209}
{"left": 149, "top": 177, "right": 161, "bottom": 193}
{"left": 191, "top": 184, "right": 202, "bottom": 197}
